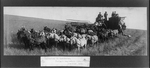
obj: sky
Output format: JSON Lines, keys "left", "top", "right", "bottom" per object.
{"left": 4, "top": 7, "right": 147, "bottom": 30}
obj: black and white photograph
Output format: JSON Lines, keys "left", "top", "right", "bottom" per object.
{"left": 3, "top": 7, "right": 147, "bottom": 56}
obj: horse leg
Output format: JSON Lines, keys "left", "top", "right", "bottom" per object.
{"left": 28, "top": 43, "right": 33, "bottom": 51}
{"left": 83, "top": 45, "right": 85, "bottom": 49}
{"left": 94, "top": 42, "right": 97, "bottom": 47}
{"left": 43, "top": 43, "right": 47, "bottom": 52}
{"left": 39, "top": 43, "right": 44, "bottom": 51}
{"left": 31, "top": 44, "right": 34, "bottom": 50}
{"left": 40, "top": 42, "right": 47, "bottom": 52}
{"left": 24, "top": 40, "right": 30, "bottom": 49}
{"left": 69, "top": 44, "right": 72, "bottom": 51}
{"left": 67, "top": 43, "right": 70, "bottom": 51}
{"left": 48, "top": 40, "right": 51, "bottom": 48}
{"left": 46, "top": 39, "right": 49, "bottom": 48}
{"left": 62, "top": 42, "right": 65, "bottom": 51}
{"left": 41, "top": 43, "right": 46, "bottom": 52}
{"left": 58, "top": 42, "right": 60, "bottom": 49}
{"left": 23, "top": 40, "right": 27, "bottom": 49}
{"left": 68, "top": 44, "right": 71, "bottom": 51}
{"left": 56, "top": 42, "right": 58, "bottom": 49}
{"left": 24, "top": 43, "right": 28, "bottom": 49}
{"left": 62, "top": 42, "right": 65, "bottom": 50}
{"left": 77, "top": 47, "right": 81, "bottom": 53}
{"left": 64, "top": 43, "right": 67, "bottom": 51}
{"left": 54, "top": 42, "right": 58, "bottom": 50}
{"left": 66, "top": 43, "right": 69, "bottom": 50}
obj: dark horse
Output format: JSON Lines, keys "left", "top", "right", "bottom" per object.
{"left": 32, "top": 33, "right": 47, "bottom": 51}
{"left": 17, "top": 29, "right": 47, "bottom": 51}
{"left": 17, "top": 29, "right": 33, "bottom": 50}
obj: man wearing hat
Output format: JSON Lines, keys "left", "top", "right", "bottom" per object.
{"left": 104, "top": 11, "right": 108, "bottom": 21}
{"left": 95, "top": 12, "right": 104, "bottom": 26}
{"left": 111, "top": 11, "right": 116, "bottom": 17}
{"left": 96, "top": 12, "right": 103, "bottom": 22}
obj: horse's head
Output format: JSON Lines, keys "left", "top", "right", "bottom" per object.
{"left": 39, "top": 31, "right": 46, "bottom": 37}
{"left": 52, "top": 28, "right": 57, "bottom": 33}
{"left": 80, "top": 28, "right": 86, "bottom": 34}
{"left": 86, "top": 35, "right": 91, "bottom": 40}
{"left": 73, "top": 33, "right": 77, "bottom": 37}
{"left": 20, "top": 26, "right": 26, "bottom": 31}
{"left": 17, "top": 30, "right": 24, "bottom": 38}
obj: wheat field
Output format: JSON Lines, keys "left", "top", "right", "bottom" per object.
{"left": 3, "top": 15, "right": 147, "bottom": 56}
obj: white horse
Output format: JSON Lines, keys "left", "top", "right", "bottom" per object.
{"left": 86, "top": 34, "right": 98, "bottom": 46}
{"left": 46, "top": 32, "right": 60, "bottom": 48}
{"left": 76, "top": 34, "right": 88, "bottom": 50}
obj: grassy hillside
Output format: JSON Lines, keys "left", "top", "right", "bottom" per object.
{"left": 4, "top": 14, "right": 68, "bottom": 45}
{"left": 3, "top": 15, "right": 147, "bottom": 56}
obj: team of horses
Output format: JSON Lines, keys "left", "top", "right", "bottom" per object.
{"left": 16, "top": 16, "right": 131, "bottom": 52}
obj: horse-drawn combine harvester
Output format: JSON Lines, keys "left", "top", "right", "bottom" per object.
{"left": 17, "top": 12, "right": 131, "bottom": 52}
